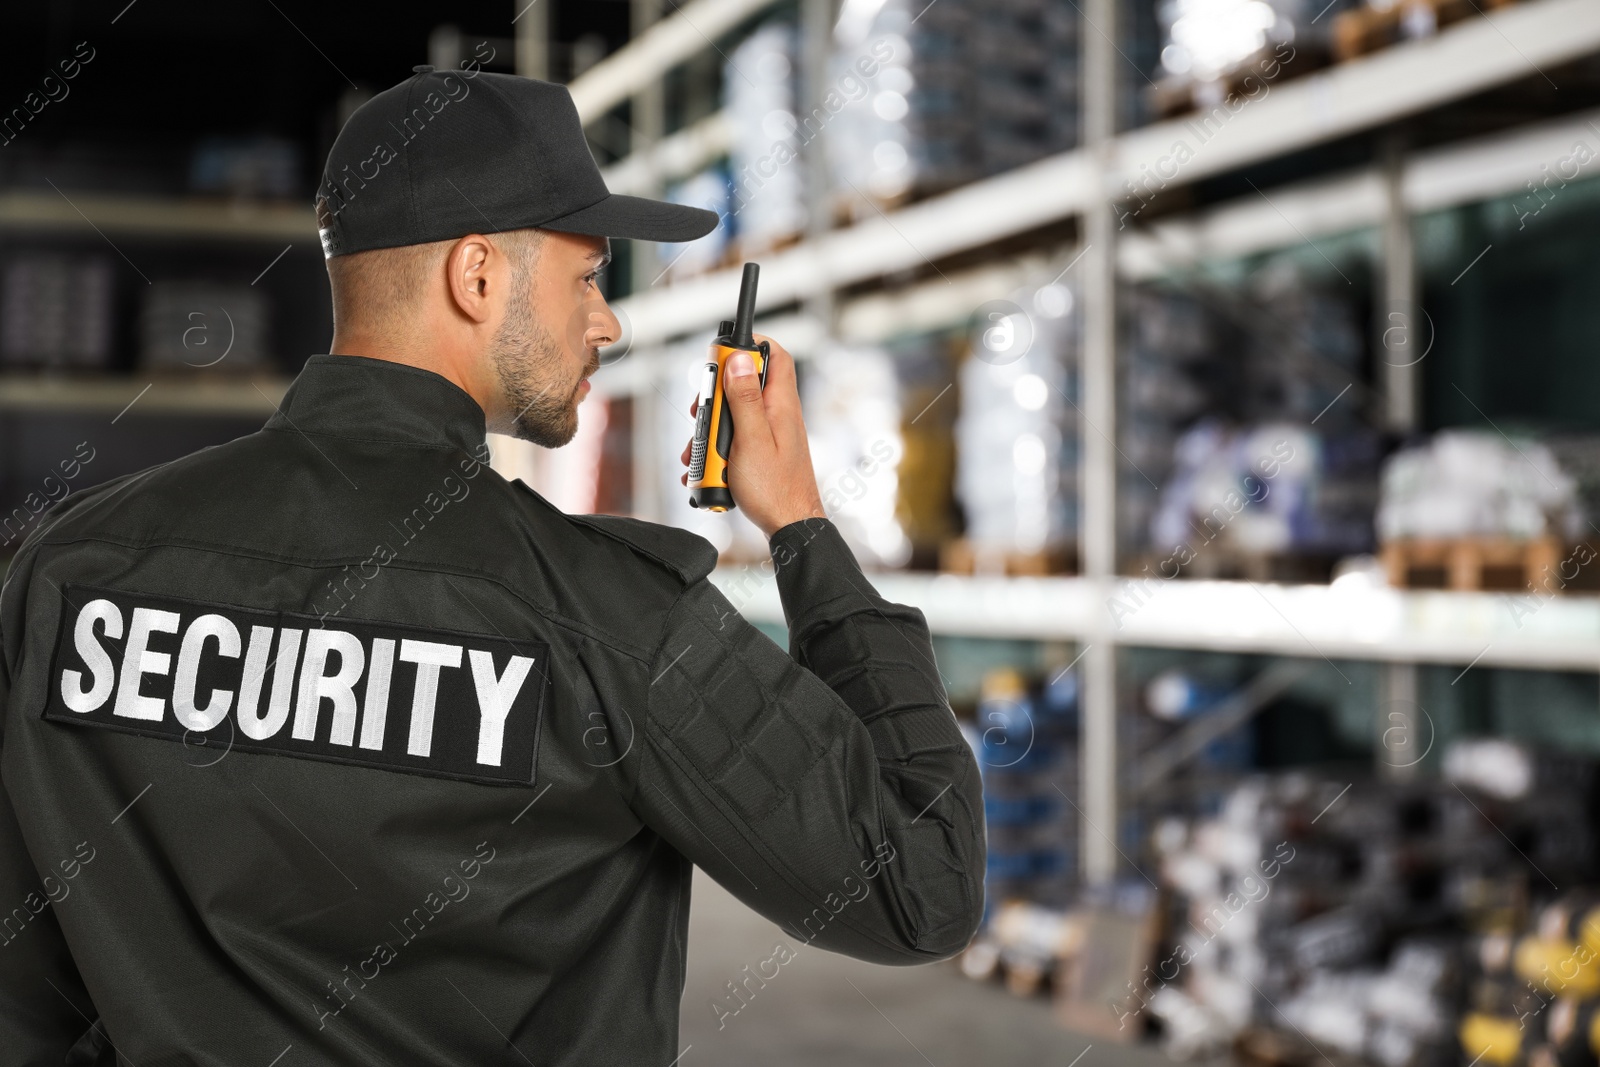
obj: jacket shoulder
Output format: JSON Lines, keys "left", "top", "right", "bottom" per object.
{"left": 15, "top": 463, "right": 163, "bottom": 554}
{"left": 563, "top": 513, "right": 720, "bottom": 587}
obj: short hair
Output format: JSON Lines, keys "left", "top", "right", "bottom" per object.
{"left": 324, "top": 227, "right": 546, "bottom": 332}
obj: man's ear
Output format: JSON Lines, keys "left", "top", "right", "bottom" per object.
{"left": 446, "top": 235, "right": 496, "bottom": 324}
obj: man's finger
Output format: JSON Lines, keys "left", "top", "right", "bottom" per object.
{"left": 722, "top": 350, "right": 774, "bottom": 454}
{"left": 753, "top": 338, "right": 802, "bottom": 430}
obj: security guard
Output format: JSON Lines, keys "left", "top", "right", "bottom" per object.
{"left": 0, "top": 69, "right": 984, "bottom": 1064}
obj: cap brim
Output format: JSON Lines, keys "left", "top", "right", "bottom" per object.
{"left": 540, "top": 193, "right": 720, "bottom": 243}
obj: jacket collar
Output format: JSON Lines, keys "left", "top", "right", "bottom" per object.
{"left": 265, "top": 354, "right": 489, "bottom": 455}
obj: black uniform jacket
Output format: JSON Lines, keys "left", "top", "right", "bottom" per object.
{"left": 0, "top": 353, "right": 985, "bottom": 1066}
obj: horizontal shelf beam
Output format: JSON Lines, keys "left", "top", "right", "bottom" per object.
{"left": 0, "top": 190, "right": 315, "bottom": 242}
{"left": 569, "top": 0, "right": 780, "bottom": 125}
{"left": 600, "top": 110, "right": 732, "bottom": 197}
{"left": 711, "top": 569, "right": 1600, "bottom": 672}
{"left": 616, "top": 152, "right": 1097, "bottom": 347}
{"left": 1123, "top": 104, "right": 1600, "bottom": 277}
{"left": 1114, "top": 0, "right": 1600, "bottom": 194}
{"left": 608, "top": 106, "right": 1600, "bottom": 379}
{"left": 0, "top": 375, "right": 289, "bottom": 416}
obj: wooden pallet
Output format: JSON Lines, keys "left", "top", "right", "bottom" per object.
{"left": 1380, "top": 536, "right": 1562, "bottom": 593}
{"left": 1134, "top": 548, "right": 1342, "bottom": 586}
{"left": 1235, "top": 1026, "right": 1367, "bottom": 1067}
{"left": 831, "top": 187, "right": 916, "bottom": 229}
{"left": 1332, "top": 0, "right": 1521, "bottom": 62}
{"left": 726, "top": 229, "right": 803, "bottom": 267}
{"left": 1144, "top": 42, "right": 1327, "bottom": 121}
{"left": 940, "top": 538, "right": 1078, "bottom": 577}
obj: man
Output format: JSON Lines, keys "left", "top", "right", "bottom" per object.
{"left": 0, "top": 68, "right": 984, "bottom": 1064}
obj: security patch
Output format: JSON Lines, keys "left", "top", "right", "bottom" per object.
{"left": 44, "top": 585, "right": 547, "bottom": 786}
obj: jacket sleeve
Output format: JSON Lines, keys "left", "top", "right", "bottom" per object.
{"left": 633, "top": 517, "right": 985, "bottom": 965}
{"left": 0, "top": 547, "right": 100, "bottom": 1063}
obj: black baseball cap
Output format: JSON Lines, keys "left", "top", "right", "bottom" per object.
{"left": 315, "top": 66, "right": 719, "bottom": 258}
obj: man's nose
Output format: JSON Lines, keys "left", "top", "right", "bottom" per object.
{"left": 586, "top": 299, "right": 622, "bottom": 350}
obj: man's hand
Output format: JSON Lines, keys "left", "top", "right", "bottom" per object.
{"left": 679, "top": 334, "right": 827, "bottom": 540}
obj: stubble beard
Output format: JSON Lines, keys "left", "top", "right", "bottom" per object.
{"left": 490, "top": 287, "right": 598, "bottom": 448}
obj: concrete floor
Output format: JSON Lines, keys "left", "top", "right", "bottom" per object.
{"left": 678, "top": 868, "right": 1188, "bottom": 1067}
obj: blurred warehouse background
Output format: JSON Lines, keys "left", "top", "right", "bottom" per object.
{"left": 9, "top": 0, "right": 1600, "bottom": 1064}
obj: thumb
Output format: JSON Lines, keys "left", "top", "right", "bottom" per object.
{"left": 722, "top": 351, "right": 771, "bottom": 448}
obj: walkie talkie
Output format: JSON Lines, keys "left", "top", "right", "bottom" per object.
{"left": 688, "top": 262, "right": 768, "bottom": 512}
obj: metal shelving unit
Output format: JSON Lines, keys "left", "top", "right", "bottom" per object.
{"left": 615, "top": 0, "right": 1600, "bottom": 885}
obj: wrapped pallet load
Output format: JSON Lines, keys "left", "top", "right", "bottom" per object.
{"left": 1377, "top": 431, "right": 1586, "bottom": 593}
{"left": 725, "top": 21, "right": 808, "bottom": 258}
{"left": 1148, "top": 0, "right": 1353, "bottom": 118}
{"left": 952, "top": 279, "right": 1080, "bottom": 573}
{"left": 140, "top": 282, "right": 271, "bottom": 373}
{"left": 0, "top": 254, "right": 115, "bottom": 371}
{"left": 828, "top": 0, "right": 1080, "bottom": 215}
{"left": 1147, "top": 743, "right": 1600, "bottom": 1062}
{"left": 1130, "top": 259, "right": 1376, "bottom": 577}
{"left": 802, "top": 343, "right": 911, "bottom": 568}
